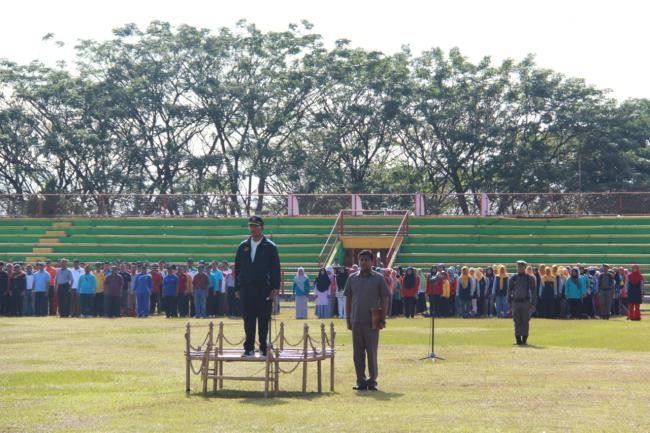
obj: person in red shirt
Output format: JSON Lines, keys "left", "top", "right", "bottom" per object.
{"left": 426, "top": 265, "right": 444, "bottom": 317}
{"left": 149, "top": 263, "right": 163, "bottom": 315}
{"left": 401, "top": 266, "right": 420, "bottom": 318}
{"left": 192, "top": 265, "right": 210, "bottom": 318}
{"left": 177, "top": 265, "right": 191, "bottom": 318}
{"left": 627, "top": 264, "right": 644, "bottom": 321}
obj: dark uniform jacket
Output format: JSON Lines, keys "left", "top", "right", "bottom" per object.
{"left": 507, "top": 273, "right": 537, "bottom": 305}
{"left": 234, "top": 235, "right": 281, "bottom": 301}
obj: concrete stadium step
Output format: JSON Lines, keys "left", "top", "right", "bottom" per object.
{"left": 0, "top": 215, "right": 649, "bottom": 296}
{"left": 32, "top": 247, "right": 53, "bottom": 254}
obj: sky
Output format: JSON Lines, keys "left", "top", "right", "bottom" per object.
{"left": 1, "top": 0, "right": 648, "bottom": 101}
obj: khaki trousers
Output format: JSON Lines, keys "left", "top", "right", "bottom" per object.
{"left": 351, "top": 323, "right": 380, "bottom": 385}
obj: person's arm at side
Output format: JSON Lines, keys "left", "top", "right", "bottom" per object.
{"left": 380, "top": 278, "right": 389, "bottom": 327}
{"left": 530, "top": 275, "right": 538, "bottom": 306}
{"left": 234, "top": 247, "right": 241, "bottom": 299}
{"left": 346, "top": 295, "right": 352, "bottom": 330}
{"left": 344, "top": 276, "right": 352, "bottom": 330}
{"left": 641, "top": 279, "right": 645, "bottom": 304}
{"left": 270, "top": 245, "right": 281, "bottom": 299}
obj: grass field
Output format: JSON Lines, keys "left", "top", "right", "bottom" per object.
{"left": 1, "top": 309, "right": 650, "bottom": 433}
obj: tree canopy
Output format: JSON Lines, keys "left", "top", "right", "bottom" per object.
{"left": 1, "top": 21, "right": 649, "bottom": 215}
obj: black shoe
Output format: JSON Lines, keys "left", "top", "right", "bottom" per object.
{"left": 241, "top": 350, "right": 255, "bottom": 358}
{"left": 367, "top": 384, "right": 377, "bottom": 391}
{"left": 353, "top": 379, "right": 368, "bottom": 391}
{"left": 260, "top": 350, "right": 267, "bottom": 357}
{"left": 522, "top": 335, "right": 528, "bottom": 345}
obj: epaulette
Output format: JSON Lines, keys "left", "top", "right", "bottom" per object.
{"left": 263, "top": 237, "right": 277, "bottom": 247}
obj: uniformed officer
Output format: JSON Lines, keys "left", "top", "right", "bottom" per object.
{"left": 234, "top": 215, "right": 281, "bottom": 357}
{"left": 507, "top": 260, "right": 537, "bottom": 345}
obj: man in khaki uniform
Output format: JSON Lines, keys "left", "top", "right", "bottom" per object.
{"left": 344, "top": 249, "right": 390, "bottom": 391}
{"left": 507, "top": 260, "right": 537, "bottom": 345}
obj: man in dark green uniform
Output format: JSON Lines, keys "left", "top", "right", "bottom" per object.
{"left": 507, "top": 260, "right": 537, "bottom": 345}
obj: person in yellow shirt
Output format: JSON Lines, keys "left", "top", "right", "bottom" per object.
{"left": 93, "top": 262, "right": 105, "bottom": 316}
{"left": 440, "top": 271, "right": 451, "bottom": 317}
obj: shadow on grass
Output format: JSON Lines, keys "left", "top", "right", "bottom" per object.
{"left": 351, "top": 390, "right": 404, "bottom": 400}
{"left": 188, "top": 389, "right": 332, "bottom": 404}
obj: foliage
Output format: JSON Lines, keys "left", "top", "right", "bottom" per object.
{"left": 1, "top": 21, "right": 649, "bottom": 215}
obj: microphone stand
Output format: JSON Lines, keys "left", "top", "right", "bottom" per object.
{"left": 420, "top": 309, "right": 445, "bottom": 362}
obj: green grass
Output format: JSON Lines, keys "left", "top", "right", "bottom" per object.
{"left": 1, "top": 310, "right": 650, "bottom": 433}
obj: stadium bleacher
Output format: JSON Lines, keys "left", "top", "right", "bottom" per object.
{"left": 1, "top": 215, "right": 650, "bottom": 290}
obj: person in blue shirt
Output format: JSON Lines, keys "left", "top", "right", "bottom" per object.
{"left": 209, "top": 263, "right": 224, "bottom": 317}
{"left": 133, "top": 263, "right": 153, "bottom": 318}
{"left": 33, "top": 262, "right": 51, "bottom": 316}
{"left": 162, "top": 265, "right": 179, "bottom": 318}
{"left": 78, "top": 265, "right": 97, "bottom": 317}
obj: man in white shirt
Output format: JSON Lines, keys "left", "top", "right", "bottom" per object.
{"left": 70, "top": 260, "right": 84, "bottom": 317}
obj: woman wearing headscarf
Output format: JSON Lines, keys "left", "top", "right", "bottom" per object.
{"left": 416, "top": 268, "right": 428, "bottom": 315}
{"left": 564, "top": 267, "right": 585, "bottom": 319}
{"left": 448, "top": 266, "right": 459, "bottom": 316}
{"left": 457, "top": 266, "right": 474, "bottom": 318}
{"left": 552, "top": 265, "right": 565, "bottom": 318}
{"left": 475, "top": 269, "right": 489, "bottom": 317}
{"left": 439, "top": 271, "right": 451, "bottom": 317}
{"left": 626, "top": 264, "right": 644, "bottom": 321}
{"left": 484, "top": 266, "right": 496, "bottom": 317}
{"left": 468, "top": 267, "right": 479, "bottom": 316}
{"left": 314, "top": 267, "right": 331, "bottom": 319}
{"left": 613, "top": 266, "right": 626, "bottom": 316}
{"left": 293, "top": 267, "right": 310, "bottom": 319}
{"left": 390, "top": 268, "right": 402, "bottom": 317}
{"left": 401, "top": 267, "right": 419, "bottom": 318}
{"left": 335, "top": 266, "right": 349, "bottom": 319}
{"left": 493, "top": 265, "right": 509, "bottom": 318}
{"left": 426, "top": 265, "right": 441, "bottom": 317}
{"left": 326, "top": 265, "right": 337, "bottom": 317}
{"left": 539, "top": 266, "right": 557, "bottom": 318}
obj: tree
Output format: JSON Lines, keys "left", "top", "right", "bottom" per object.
{"left": 398, "top": 48, "right": 513, "bottom": 214}
{"left": 307, "top": 42, "right": 410, "bottom": 195}
{"left": 0, "top": 82, "right": 44, "bottom": 196}
{"left": 75, "top": 22, "right": 205, "bottom": 214}
{"left": 190, "top": 21, "right": 323, "bottom": 215}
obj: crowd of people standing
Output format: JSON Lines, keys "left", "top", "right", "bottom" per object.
{"left": 2, "top": 257, "right": 645, "bottom": 322}
{"left": 292, "top": 264, "right": 351, "bottom": 320}
{"left": 292, "top": 261, "right": 645, "bottom": 322}
{"left": 0, "top": 258, "right": 242, "bottom": 319}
